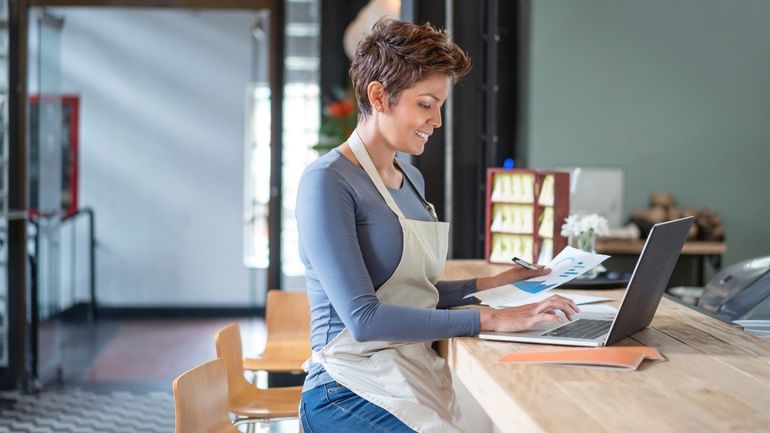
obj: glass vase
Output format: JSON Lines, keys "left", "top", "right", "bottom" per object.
{"left": 569, "top": 232, "right": 596, "bottom": 253}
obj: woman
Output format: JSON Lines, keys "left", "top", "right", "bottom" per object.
{"left": 296, "top": 18, "right": 579, "bottom": 433}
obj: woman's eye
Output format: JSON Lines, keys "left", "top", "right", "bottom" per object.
{"left": 419, "top": 103, "right": 431, "bottom": 110}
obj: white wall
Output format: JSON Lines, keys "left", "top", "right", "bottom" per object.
{"left": 38, "top": 8, "right": 261, "bottom": 306}
{"left": 527, "top": 0, "right": 770, "bottom": 266}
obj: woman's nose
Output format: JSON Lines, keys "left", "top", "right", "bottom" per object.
{"left": 430, "top": 108, "right": 442, "bottom": 128}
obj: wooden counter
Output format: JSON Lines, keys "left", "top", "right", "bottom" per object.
{"left": 442, "top": 260, "right": 770, "bottom": 433}
{"left": 596, "top": 239, "right": 726, "bottom": 256}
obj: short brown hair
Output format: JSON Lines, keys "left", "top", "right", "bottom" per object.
{"left": 349, "top": 18, "right": 471, "bottom": 118}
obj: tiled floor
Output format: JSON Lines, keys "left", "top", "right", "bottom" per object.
{"left": 0, "top": 388, "right": 174, "bottom": 433}
{"left": 0, "top": 316, "right": 301, "bottom": 432}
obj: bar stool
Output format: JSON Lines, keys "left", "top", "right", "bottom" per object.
{"left": 244, "top": 290, "right": 311, "bottom": 379}
{"left": 215, "top": 323, "right": 303, "bottom": 431}
{"left": 172, "top": 358, "right": 240, "bottom": 433}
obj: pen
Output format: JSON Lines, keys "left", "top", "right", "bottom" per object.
{"left": 512, "top": 257, "right": 538, "bottom": 270}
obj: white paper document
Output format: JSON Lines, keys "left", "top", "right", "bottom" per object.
{"left": 466, "top": 246, "right": 610, "bottom": 307}
{"left": 487, "top": 291, "right": 611, "bottom": 309}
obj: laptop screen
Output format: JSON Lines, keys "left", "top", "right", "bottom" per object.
{"left": 604, "top": 217, "right": 694, "bottom": 345}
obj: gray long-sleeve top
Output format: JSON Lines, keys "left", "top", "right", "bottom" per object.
{"left": 296, "top": 150, "right": 481, "bottom": 392}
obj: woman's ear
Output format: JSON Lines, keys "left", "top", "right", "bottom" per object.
{"left": 367, "top": 81, "right": 386, "bottom": 113}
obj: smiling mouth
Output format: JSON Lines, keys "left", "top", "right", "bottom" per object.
{"left": 415, "top": 130, "right": 430, "bottom": 139}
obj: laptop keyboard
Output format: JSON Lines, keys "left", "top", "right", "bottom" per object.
{"left": 542, "top": 319, "right": 612, "bottom": 340}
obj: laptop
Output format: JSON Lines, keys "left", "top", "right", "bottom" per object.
{"left": 478, "top": 216, "right": 694, "bottom": 347}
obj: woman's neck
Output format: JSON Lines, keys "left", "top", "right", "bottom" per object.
{"left": 353, "top": 120, "right": 397, "bottom": 173}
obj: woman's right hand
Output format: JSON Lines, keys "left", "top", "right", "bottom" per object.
{"left": 478, "top": 295, "right": 580, "bottom": 333}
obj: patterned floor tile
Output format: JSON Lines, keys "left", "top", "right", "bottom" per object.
{"left": 0, "top": 389, "right": 175, "bottom": 432}
{"left": 0, "top": 388, "right": 299, "bottom": 432}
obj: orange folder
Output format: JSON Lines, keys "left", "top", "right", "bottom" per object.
{"left": 498, "top": 346, "right": 664, "bottom": 370}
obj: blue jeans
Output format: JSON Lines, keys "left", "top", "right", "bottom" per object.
{"left": 300, "top": 381, "right": 416, "bottom": 433}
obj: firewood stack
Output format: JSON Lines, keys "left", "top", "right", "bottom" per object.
{"left": 629, "top": 192, "right": 725, "bottom": 241}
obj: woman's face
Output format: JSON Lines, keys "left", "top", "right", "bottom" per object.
{"left": 379, "top": 73, "right": 450, "bottom": 156}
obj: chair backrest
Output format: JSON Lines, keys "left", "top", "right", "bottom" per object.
{"left": 215, "top": 323, "right": 252, "bottom": 397}
{"left": 172, "top": 359, "right": 240, "bottom": 433}
{"left": 266, "top": 290, "right": 311, "bottom": 342}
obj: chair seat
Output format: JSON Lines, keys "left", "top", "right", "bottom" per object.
{"left": 229, "top": 385, "right": 303, "bottom": 418}
{"left": 243, "top": 357, "right": 307, "bottom": 373}
{"left": 242, "top": 290, "right": 312, "bottom": 376}
{"left": 244, "top": 343, "right": 311, "bottom": 373}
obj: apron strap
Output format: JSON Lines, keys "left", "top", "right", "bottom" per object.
{"left": 394, "top": 158, "right": 439, "bottom": 222}
{"left": 347, "top": 130, "right": 407, "bottom": 219}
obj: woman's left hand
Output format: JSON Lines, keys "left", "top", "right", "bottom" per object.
{"left": 476, "top": 264, "right": 551, "bottom": 291}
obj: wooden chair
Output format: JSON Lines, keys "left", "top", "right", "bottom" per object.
{"left": 215, "top": 323, "right": 303, "bottom": 429}
{"left": 243, "top": 290, "right": 311, "bottom": 376}
{"left": 172, "top": 359, "right": 240, "bottom": 433}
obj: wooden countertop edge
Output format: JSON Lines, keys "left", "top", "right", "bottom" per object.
{"left": 596, "top": 239, "right": 726, "bottom": 255}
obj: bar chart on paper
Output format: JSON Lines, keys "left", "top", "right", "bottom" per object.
{"left": 514, "top": 280, "right": 557, "bottom": 294}
{"left": 516, "top": 257, "right": 593, "bottom": 293}
{"left": 556, "top": 258, "right": 586, "bottom": 277}
{"left": 516, "top": 248, "right": 609, "bottom": 291}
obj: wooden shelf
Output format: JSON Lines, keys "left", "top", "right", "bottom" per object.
{"left": 490, "top": 226, "right": 535, "bottom": 234}
{"left": 485, "top": 169, "right": 570, "bottom": 264}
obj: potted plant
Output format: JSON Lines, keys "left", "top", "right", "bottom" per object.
{"left": 313, "top": 86, "right": 357, "bottom": 154}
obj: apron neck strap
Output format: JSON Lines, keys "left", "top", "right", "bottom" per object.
{"left": 347, "top": 130, "right": 406, "bottom": 219}
{"left": 394, "top": 158, "right": 439, "bottom": 222}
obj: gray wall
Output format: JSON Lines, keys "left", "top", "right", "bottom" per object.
{"left": 527, "top": 0, "right": 770, "bottom": 266}
{"left": 38, "top": 8, "right": 263, "bottom": 306}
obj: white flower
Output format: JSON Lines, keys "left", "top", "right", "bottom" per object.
{"left": 561, "top": 214, "right": 609, "bottom": 237}
{"left": 560, "top": 214, "right": 580, "bottom": 237}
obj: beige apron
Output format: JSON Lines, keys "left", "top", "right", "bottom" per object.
{"left": 310, "top": 131, "right": 468, "bottom": 433}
